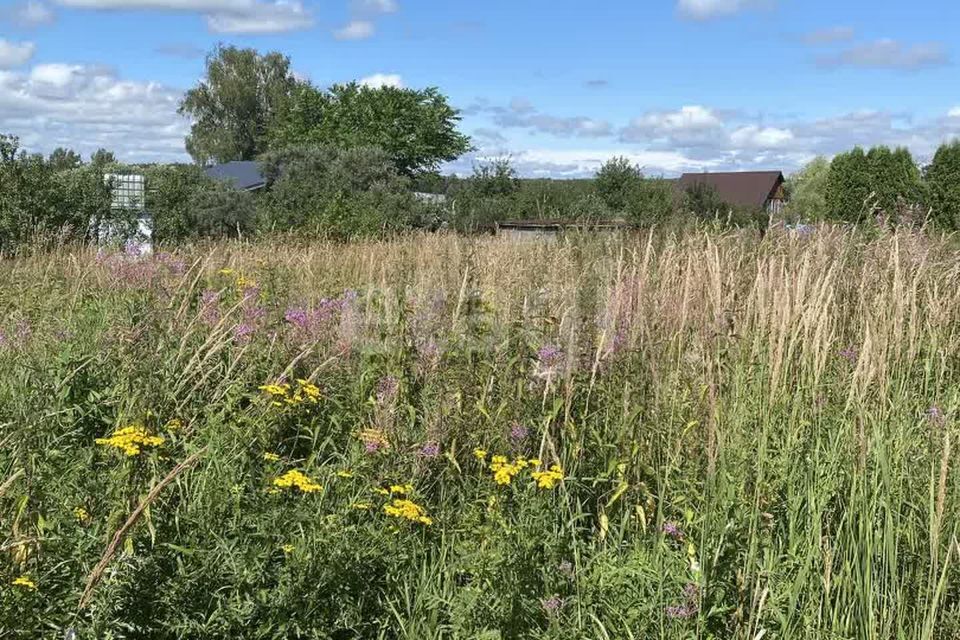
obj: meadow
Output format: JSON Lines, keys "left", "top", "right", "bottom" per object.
{"left": 1, "top": 226, "right": 959, "bottom": 639}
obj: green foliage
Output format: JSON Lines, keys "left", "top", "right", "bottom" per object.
{"left": 594, "top": 156, "right": 642, "bottom": 211}
{"left": 90, "top": 148, "right": 117, "bottom": 169}
{"left": 179, "top": 45, "right": 298, "bottom": 165}
{"left": 258, "top": 145, "right": 420, "bottom": 237}
{"left": 47, "top": 147, "right": 83, "bottom": 172}
{"left": 866, "top": 146, "right": 923, "bottom": 217}
{"left": 924, "top": 140, "right": 960, "bottom": 229}
{"left": 826, "top": 146, "right": 922, "bottom": 222}
{"left": 269, "top": 82, "right": 471, "bottom": 176}
{"left": 785, "top": 156, "right": 830, "bottom": 221}
{"left": 144, "top": 164, "right": 229, "bottom": 242}
{"left": 825, "top": 147, "right": 872, "bottom": 222}
{"left": 446, "top": 159, "right": 520, "bottom": 231}
{"left": 624, "top": 178, "right": 678, "bottom": 226}
{"left": 681, "top": 181, "right": 727, "bottom": 216}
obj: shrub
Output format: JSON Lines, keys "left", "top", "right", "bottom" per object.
{"left": 144, "top": 164, "right": 226, "bottom": 243}
{"left": 924, "top": 140, "right": 960, "bottom": 229}
{"left": 825, "top": 146, "right": 922, "bottom": 222}
{"left": 624, "top": 178, "right": 677, "bottom": 226}
{"left": 594, "top": 156, "right": 642, "bottom": 211}
{"left": 784, "top": 156, "right": 830, "bottom": 221}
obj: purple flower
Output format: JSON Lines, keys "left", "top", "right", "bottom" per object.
{"left": 665, "top": 604, "right": 697, "bottom": 620}
{"left": 537, "top": 345, "right": 562, "bottom": 366}
{"left": 540, "top": 595, "right": 564, "bottom": 615}
{"left": 839, "top": 345, "right": 859, "bottom": 364}
{"left": 233, "top": 323, "right": 255, "bottom": 344}
{"left": 662, "top": 521, "right": 684, "bottom": 540}
{"left": 419, "top": 441, "right": 440, "bottom": 458}
{"left": 364, "top": 440, "right": 383, "bottom": 454}
{"left": 376, "top": 376, "right": 399, "bottom": 405}
{"left": 509, "top": 422, "right": 529, "bottom": 443}
{"left": 927, "top": 405, "right": 947, "bottom": 428}
{"left": 200, "top": 289, "right": 221, "bottom": 326}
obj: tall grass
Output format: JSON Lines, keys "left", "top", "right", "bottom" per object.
{"left": 1, "top": 225, "right": 958, "bottom": 638}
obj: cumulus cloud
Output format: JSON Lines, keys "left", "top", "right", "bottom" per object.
{"left": 0, "top": 40, "right": 36, "bottom": 69}
{"left": 816, "top": 39, "right": 949, "bottom": 70}
{"left": 802, "top": 26, "right": 855, "bottom": 45}
{"left": 52, "top": 0, "right": 314, "bottom": 34}
{"left": 729, "top": 125, "right": 794, "bottom": 148}
{"left": 359, "top": 72, "right": 402, "bottom": 88}
{"left": 949, "top": 107, "right": 960, "bottom": 118}
{"left": 352, "top": 0, "right": 396, "bottom": 14}
{"left": 470, "top": 97, "right": 613, "bottom": 139}
{"left": 334, "top": 20, "right": 375, "bottom": 40}
{"left": 2, "top": 1, "right": 56, "bottom": 27}
{"left": 0, "top": 62, "right": 189, "bottom": 162}
{"left": 677, "top": 0, "right": 769, "bottom": 21}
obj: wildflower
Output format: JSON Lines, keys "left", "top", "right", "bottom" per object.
{"left": 281, "top": 544, "right": 295, "bottom": 554}
{"left": 927, "top": 405, "right": 947, "bottom": 428}
{"left": 531, "top": 465, "right": 564, "bottom": 489}
{"left": 263, "top": 453, "right": 280, "bottom": 462}
{"left": 490, "top": 456, "right": 524, "bottom": 485}
{"left": 389, "top": 484, "right": 414, "bottom": 496}
{"left": 537, "top": 345, "right": 563, "bottom": 366}
{"left": 662, "top": 521, "right": 684, "bottom": 540}
{"left": 839, "top": 345, "right": 859, "bottom": 364}
{"left": 376, "top": 376, "right": 399, "bottom": 405}
{"left": 558, "top": 560, "right": 574, "bottom": 576}
{"left": 540, "top": 595, "right": 564, "bottom": 615}
{"left": 12, "top": 575, "right": 36, "bottom": 590}
{"left": 373, "top": 487, "right": 390, "bottom": 496}
{"left": 259, "top": 383, "right": 291, "bottom": 399}
{"left": 235, "top": 274, "right": 257, "bottom": 291}
{"left": 509, "top": 422, "right": 528, "bottom": 443}
{"left": 233, "top": 323, "right": 255, "bottom": 343}
{"left": 383, "top": 498, "right": 432, "bottom": 525}
{"left": 95, "top": 425, "right": 165, "bottom": 457}
{"left": 352, "top": 502, "right": 373, "bottom": 510}
{"left": 336, "top": 470, "right": 354, "bottom": 478}
{"left": 272, "top": 470, "right": 323, "bottom": 494}
{"left": 665, "top": 604, "right": 697, "bottom": 619}
{"left": 419, "top": 441, "right": 440, "bottom": 458}
{"left": 529, "top": 458, "right": 543, "bottom": 467}
{"left": 360, "top": 429, "right": 389, "bottom": 453}
{"left": 473, "top": 448, "right": 488, "bottom": 461}
{"left": 164, "top": 418, "right": 183, "bottom": 433}
{"left": 296, "top": 379, "right": 321, "bottom": 402}
{"left": 73, "top": 506, "right": 90, "bottom": 523}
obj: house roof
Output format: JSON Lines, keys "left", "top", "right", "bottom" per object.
{"left": 676, "top": 171, "right": 784, "bottom": 208}
{"left": 204, "top": 161, "right": 266, "bottom": 191}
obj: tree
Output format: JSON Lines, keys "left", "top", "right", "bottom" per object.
{"left": 179, "top": 45, "right": 297, "bottom": 165}
{"left": 268, "top": 82, "right": 471, "bottom": 176}
{"left": 925, "top": 140, "right": 960, "bottom": 229}
{"left": 682, "top": 181, "right": 727, "bottom": 217}
{"left": 47, "top": 147, "right": 83, "bottom": 172}
{"left": 594, "top": 156, "right": 641, "bottom": 211}
{"left": 785, "top": 156, "right": 830, "bottom": 221}
{"left": 866, "top": 146, "right": 922, "bottom": 216}
{"left": 825, "top": 147, "right": 872, "bottom": 222}
{"left": 624, "top": 178, "right": 677, "bottom": 226}
{"left": 90, "top": 148, "right": 116, "bottom": 168}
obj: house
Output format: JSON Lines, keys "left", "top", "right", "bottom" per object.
{"left": 676, "top": 171, "right": 786, "bottom": 215}
{"left": 204, "top": 161, "right": 267, "bottom": 192}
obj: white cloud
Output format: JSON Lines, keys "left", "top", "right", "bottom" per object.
{"left": 677, "top": 0, "right": 768, "bottom": 20}
{"left": 0, "top": 62, "right": 189, "bottom": 162}
{"left": 730, "top": 125, "right": 794, "bottom": 148}
{"left": 353, "top": 0, "right": 396, "bottom": 15}
{"left": 948, "top": 107, "right": 960, "bottom": 118}
{"left": 816, "top": 39, "right": 949, "bottom": 70}
{"left": 334, "top": 20, "right": 375, "bottom": 40}
{"left": 0, "top": 39, "right": 36, "bottom": 69}
{"left": 3, "top": 1, "right": 56, "bottom": 27}
{"left": 359, "top": 73, "right": 403, "bottom": 88}
{"left": 628, "top": 105, "right": 723, "bottom": 133}
{"left": 53, "top": 0, "right": 313, "bottom": 34}
{"left": 466, "top": 148, "right": 720, "bottom": 178}
{"left": 802, "top": 26, "right": 855, "bottom": 45}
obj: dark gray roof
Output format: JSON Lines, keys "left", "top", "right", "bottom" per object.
{"left": 204, "top": 161, "right": 266, "bottom": 191}
{"left": 676, "top": 171, "right": 784, "bottom": 208}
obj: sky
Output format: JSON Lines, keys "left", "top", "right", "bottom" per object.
{"left": 2, "top": 0, "right": 960, "bottom": 177}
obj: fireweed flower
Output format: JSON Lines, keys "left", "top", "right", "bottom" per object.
{"left": 419, "top": 441, "right": 440, "bottom": 458}
{"left": 376, "top": 376, "right": 399, "bottom": 405}
{"left": 839, "top": 345, "right": 859, "bottom": 364}
{"left": 927, "top": 405, "right": 947, "bottom": 428}
{"left": 272, "top": 470, "right": 323, "bottom": 494}
{"left": 95, "top": 425, "right": 164, "bottom": 456}
{"left": 541, "top": 595, "right": 563, "bottom": 615}
{"left": 383, "top": 498, "right": 432, "bottom": 525}
{"left": 662, "top": 521, "right": 684, "bottom": 540}
{"left": 509, "top": 423, "right": 529, "bottom": 443}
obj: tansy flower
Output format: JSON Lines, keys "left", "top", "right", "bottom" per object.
{"left": 12, "top": 575, "right": 36, "bottom": 590}
{"left": 352, "top": 502, "right": 373, "bottom": 510}
{"left": 336, "top": 470, "right": 354, "bottom": 478}
{"left": 164, "top": 418, "right": 183, "bottom": 433}
{"left": 531, "top": 465, "right": 564, "bottom": 489}
{"left": 389, "top": 484, "right": 414, "bottom": 496}
{"left": 384, "top": 499, "right": 433, "bottom": 525}
{"left": 263, "top": 452, "right": 280, "bottom": 462}
{"left": 95, "top": 425, "right": 164, "bottom": 457}
{"left": 281, "top": 544, "right": 295, "bottom": 554}
{"left": 272, "top": 470, "right": 323, "bottom": 494}
{"left": 73, "top": 506, "right": 90, "bottom": 523}
{"left": 473, "top": 448, "right": 488, "bottom": 461}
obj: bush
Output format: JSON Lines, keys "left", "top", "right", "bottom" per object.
{"left": 258, "top": 145, "right": 420, "bottom": 237}
{"left": 825, "top": 146, "right": 922, "bottom": 222}
{"left": 924, "top": 141, "right": 960, "bottom": 229}
{"left": 624, "top": 178, "right": 677, "bottom": 226}
{"left": 144, "top": 164, "right": 227, "bottom": 243}
{"left": 595, "top": 156, "right": 642, "bottom": 211}
{"left": 785, "top": 156, "right": 830, "bottom": 221}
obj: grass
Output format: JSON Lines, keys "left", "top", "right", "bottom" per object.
{"left": 1, "top": 225, "right": 958, "bottom": 639}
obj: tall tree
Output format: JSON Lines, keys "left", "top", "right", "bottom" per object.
{"left": 47, "top": 147, "right": 83, "bottom": 172}
{"left": 785, "top": 156, "right": 830, "bottom": 220}
{"left": 90, "top": 148, "right": 116, "bottom": 168}
{"left": 179, "top": 45, "right": 297, "bottom": 165}
{"left": 925, "top": 140, "right": 960, "bottom": 229}
{"left": 269, "top": 82, "right": 471, "bottom": 176}
{"left": 594, "top": 156, "right": 642, "bottom": 211}
{"left": 825, "top": 146, "right": 872, "bottom": 221}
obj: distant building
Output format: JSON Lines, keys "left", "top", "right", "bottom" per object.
{"left": 204, "top": 161, "right": 267, "bottom": 191}
{"left": 676, "top": 171, "right": 786, "bottom": 215}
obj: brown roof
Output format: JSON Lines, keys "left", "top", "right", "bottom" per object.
{"left": 676, "top": 171, "right": 784, "bottom": 208}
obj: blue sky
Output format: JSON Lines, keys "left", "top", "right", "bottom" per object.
{"left": 2, "top": 0, "right": 960, "bottom": 176}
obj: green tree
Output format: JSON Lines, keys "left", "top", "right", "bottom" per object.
{"left": 144, "top": 164, "right": 224, "bottom": 242}
{"left": 825, "top": 147, "right": 872, "bottom": 221}
{"left": 90, "top": 148, "right": 117, "bottom": 168}
{"left": 269, "top": 82, "right": 471, "bottom": 176}
{"left": 179, "top": 45, "right": 297, "bottom": 165}
{"left": 594, "top": 156, "right": 641, "bottom": 211}
{"left": 925, "top": 140, "right": 960, "bottom": 229}
{"left": 47, "top": 147, "right": 83, "bottom": 172}
{"left": 624, "top": 178, "right": 677, "bottom": 226}
{"left": 785, "top": 156, "right": 830, "bottom": 221}
{"left": 866, "top": 146, "right": 922, "bottom": 216}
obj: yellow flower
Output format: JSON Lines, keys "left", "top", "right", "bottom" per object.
{"left": 489, "top": 455, "right": 525, "bottom": 486}
{"left": 531, "top": 465, "right": 564, "bottom": 489}
{"left": 352, "top": 502, "right": 373, "bottom": 510}
{"left": 336, "top": 470, "right": 354, "bottom": 478}
{"left": 164, "top": 418, "right": 183, "bottom": 433}
{"left": 95, "top": 425, "right": 165, "bottom": 456}
{"left": 529, "top": 458, "right": 543, "bottom": 467}
{"left": 373, "top": 487, "right": 390, "bottom": 496}
{"left": 473, "top": 448, "right": 488, "bottom": 461}
{"left": 259, "top": 383, "right": 290, "bottom": 397}
{"left": 281, "top": 544, "right": 295, "bottom": 554}
{"left": 12, "top": 575, "right": 36, "bottom": 590}
{"left": 217, "top": 268, "right": 235, "bottom": 276}
{"left": 73, "top": 506, "right": 90, "bottom": 523}
{"left": 383, "top": 499, "right": 433, "bottom": 525}
{"left": 272, "top": 470, "right": 323, "bottom": 494}
{"left": 235, "top": 274, "right": 257, "bottom": 289}
{"left": 296, "top": 379, "right": 321, "bottom": 402}
{"left": 263, "top": 453, "right": 280, "bottom": 462}
{"left": 389, "top": 484, "right": 414, "bottom": 496}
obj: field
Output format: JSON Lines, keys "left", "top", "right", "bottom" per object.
{"left": 1, "top": 227, "right": 959, "bottom": 639}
